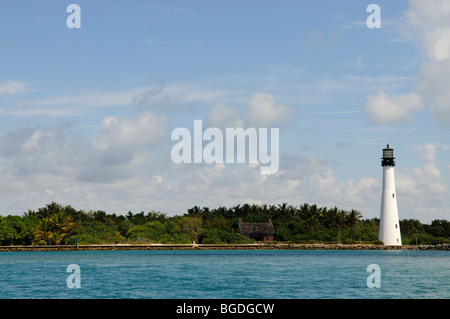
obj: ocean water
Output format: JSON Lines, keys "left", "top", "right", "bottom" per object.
{"left": 0, "top": 250, "right": 448, "bottom": 299}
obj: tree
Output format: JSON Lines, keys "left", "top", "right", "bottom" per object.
{"left": 326, "top": 207, "right": 346, "bottom": 243}
{"left": 127, "top": 221, "right": 166, "bottom": 242}
{"left": 408, "top": 224, "right": 422, "bottom": 245}
{"left": 34, "top": 211, "right": 78, "bottom": 245}
{"left": 70, "top": 220, "right": 124, "bottom": 244}
{"left": 33, "top": 218, "right": 52, "bottom": 245}
{"left": 173, "top": 216, "right": 205, "bottom": 243}
{"left": 430, "top": 219, "right": 450, "bottom": 238}
{"left": 0, "top": 215, "right": 39, "bottom": 245}
{"left": 205, "top": 215, "right": 232, "bottom": 232}
{"left": 36, "top": 202, "right": 63, "bottom": 219}
{"left": 187, "top": 205, "right": 203, "bottom": 216}
{"left": 305, "top": 215, "right": 320, "bottom": 240}
{"left": 401, "top": 219, "right": 423, "bottom": 245}
{"left": 346, "top": 209, "right": 363, "bottom": 240}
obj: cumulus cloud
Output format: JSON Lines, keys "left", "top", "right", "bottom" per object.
{"left": 403, "top": 0, "right": 450, "bottom": 126}
{"left": 414, "top": 162, "right": 442, "bottom": 182}
{"left": 205, "top": 102, "right": 244, "bottom": 128}
{"left": 205, "top": 92, "right": 294, "bottom": 130}
{"left": 0, "top": 111, "right": 171, "bottom": 213}
{"left": 365, "top": 90, "right": 423, "bottom": 124}
{"left": 132, "top": 81, "right": 236, "bottom": 113}
{"left": 0, "top": 123, "right": 448, "bottom": 222}
{"left": 246, "top": 92, "right": 294, "bottom": 127}
{"left": 404, "top": 0, "right": 450, "bottom": 62}
{"left": 421, "top": 143, "right": 437, "bottom": 162}
{"left": 159, "top": 154, "right": 382, "bottom": 217}
{"left": 0, "top": 119, "right": 378, "bottom": 217}
{"left": 93, "top": 112, "right": 168, "bottom": 165}
{"left": 133, "top": 82, "right": 193, "bottom": 112}
{"left": 417, "top": 59, "right": 450, "bottom": 125}
{"left": 413, "top": 143, "right": 447, "bottom": 194}
{"left": 396, "top": 143, "right": 448, "bottom": 220}
{"left": 0, "top": 109, "right": 168, "bottom": 190}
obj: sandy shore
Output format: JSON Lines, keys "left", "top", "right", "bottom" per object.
{"left": 0, "top": 243, "right": 449, "bottom": 251}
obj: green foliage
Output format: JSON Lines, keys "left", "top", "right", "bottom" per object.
{"left": 0, "top": 202, "right": 448, "bottom": 246}
{"left": 70, "top": 220, "right": 124, "bottom": 244}
{"left": 30, "top": 202, "right": 79, "bottom": 245}
{"left": 127, "top": 221, "right": 166, "bottom": 243}
{"left": 0, "top": 215, "right": 39, "bottom": 245}
{"left": 173, "top": 216, "right": 205, "bottom": 243}
{"left": 200, "top": 228, "right": 254, "bottom": 244}
{"left": 164, "top": 233, "right": 192, "bottom": 244}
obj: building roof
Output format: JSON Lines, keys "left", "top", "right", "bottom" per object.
{"left": 238, "top": 220, "right": 275, "bottom": 236}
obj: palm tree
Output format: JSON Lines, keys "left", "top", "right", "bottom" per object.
{"left": 323, "top": 206, "right": 338, "bottom": 229}
{"left": 33, "top": 218, "right": 53, "bottom": 245}
{"left": 408, "top": 227, "right": 421, "bottom": 245}
{"left": 187, "top": 205, "right": 203, "bottom": 215}
{"left": 326, "top": 207, "right": 346, "bottom": 243}
{"left": 36, "top": 201, "right": 63, "bottom": 219}
{"left": 49, "top": 212, "right": 77, "bottom": 245}
{"left": 34, "top": 212, "right": 77, "bottom": 245}
{"left": 407, "top": 220, "right": 422, "bottom": 245}
{"left": 299, "top": 204, "right": 323, "bottom": 240}
{"left": 305, "top": 215, "right": 320, "bottom": 240}
{"left": 298, "top": 203, "right": 310, "bottom": 219}
{"left": 346, "top": 209, "right": 363, "bottom": 240}
{"left": 334, "top": 211, "right": 347, "bottom": 243}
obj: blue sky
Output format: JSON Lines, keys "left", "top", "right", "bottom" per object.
{"left": 0, "top": 0, "right": 449, "bottom": 222}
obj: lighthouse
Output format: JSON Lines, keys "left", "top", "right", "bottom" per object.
{"left": 379, "top": 144, "right": 402, "bottom": 245}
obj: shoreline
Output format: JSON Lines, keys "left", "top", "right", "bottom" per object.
{"left": 0, "top": 243, "right": 449, "bottom": 251}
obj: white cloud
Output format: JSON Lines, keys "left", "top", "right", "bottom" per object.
{"left": 403, "top": 0, "right": 450, "bottom": 126}
{"left": 421, "top": 143, "right": 437, "bottom": 162}
{"left": 25, "top": 82, "right": 238, "bottom": 117}
{"left": 365, "top": 90, "right": 423, "bottom": 124}
{"left": 0, "top": 81, "right": 31, "bottom": 96}
{"left": 414, "top": 162, "right": 442, "bottom": 182}
{"left": 397, "top": 143, "right": 448, "bottom": 211}
{"left": 29, "top": 88, "right": 141, "bottom": 108}
{"left": 92, "top": 112, "right": 168, "bottom": 165}
{"left": 417, "top": 60, "right": 450, "bottom": 125}
{"left": 133, "top": 83, "right": 192, "bottom": 112}
{"left": 205, "top": 92, "right": 294, "bottom": 129}
{"left": 246, "top": 92, "right": 294, "bottom": 127}
{"left": 205, "top": 102, "right": 244, "bottom": 128}
{"left": 405, "top": 0, "right": 450, "bottom": 62}
{"left": 0, "top": 126, "right": 448, "bottom": 222}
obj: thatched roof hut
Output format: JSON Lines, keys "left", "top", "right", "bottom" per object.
{"left": 238, "top": 219, "right": 275, "bottom": 242}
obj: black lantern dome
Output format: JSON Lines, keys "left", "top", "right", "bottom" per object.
{"left": 381, "top": 144, "right": 395, "bottom": 167}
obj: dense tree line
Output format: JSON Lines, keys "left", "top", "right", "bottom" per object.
{"left": 0, "top": 202, "right": 448, "bottom": 245}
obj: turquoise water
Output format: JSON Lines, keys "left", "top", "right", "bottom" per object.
{"left": 0, "top": 250, "right": 448, "bottom": 299}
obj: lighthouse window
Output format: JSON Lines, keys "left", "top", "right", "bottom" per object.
{"left": 395, "top": 224, "right": 398, "bottom": 229}
{"left": 392, "top": 193, "right": 395, "bottom": 198}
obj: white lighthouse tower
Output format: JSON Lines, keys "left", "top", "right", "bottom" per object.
{"left": 379, "top": 144, "right": 402, "bottom": 245}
